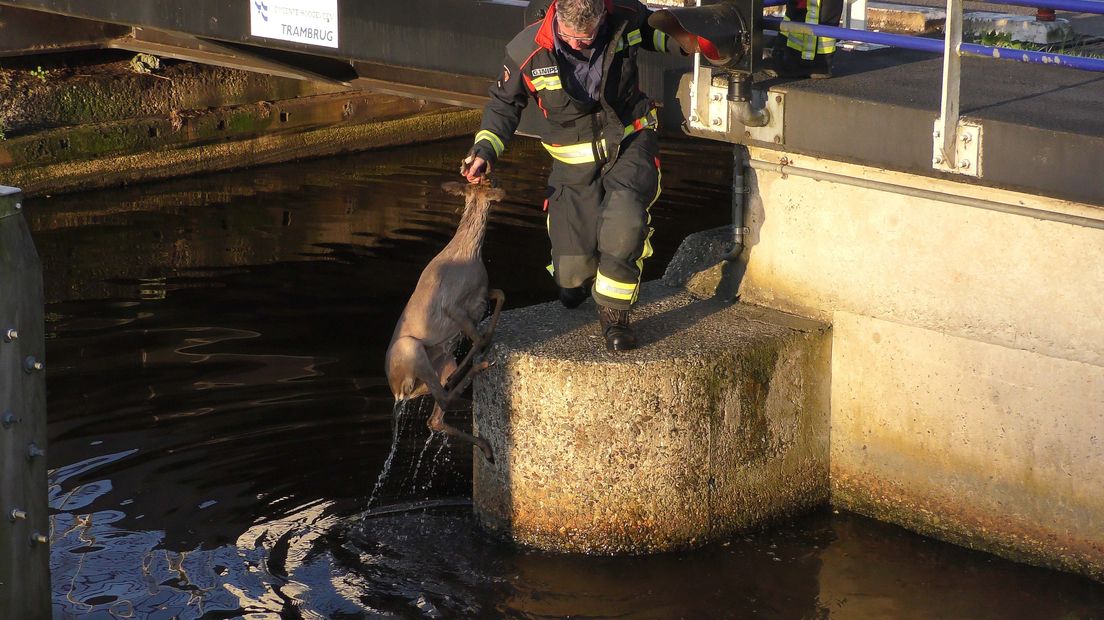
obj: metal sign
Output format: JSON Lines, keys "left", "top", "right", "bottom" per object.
{"left": 249, "top": 0, "right": 339, "bottom": 48}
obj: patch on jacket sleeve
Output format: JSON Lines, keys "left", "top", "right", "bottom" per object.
{"left": 499, "top": 65, "right": 511, "bottom": 87}
{"left": 531, "top": 66, "right": 558, "bottom": 77}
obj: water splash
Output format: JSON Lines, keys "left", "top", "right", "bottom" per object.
{"left": 367, "top": 399, "right": 414, "bottom": 509}
{"left": 427, "top": 436, "right": 451, "bottom": 480}
{"left": 409, "top": 432, "right": 438, "bottom": 492}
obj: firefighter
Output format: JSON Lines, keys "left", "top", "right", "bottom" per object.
{"left": 460, "top": 0, "right": 688, "bottom": 352}
{"left": 765, "top": 0, "right": 843, "bottom": 79}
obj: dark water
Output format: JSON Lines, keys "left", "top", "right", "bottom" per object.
{"left": 29, "top": 136, "right": 1104, "bottom": 619}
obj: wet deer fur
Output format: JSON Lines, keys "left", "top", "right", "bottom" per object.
{"left": 385, "top": 181, "right": 505, "bottom": 462}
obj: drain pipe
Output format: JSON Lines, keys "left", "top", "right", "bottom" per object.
{"left": 727, "top": 72, "right": 770, "bottom": 128}
{"left": 728, "top": 144, "right": 751, "bottom": 260}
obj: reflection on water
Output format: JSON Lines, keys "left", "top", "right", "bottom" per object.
{"left": 34, "top": 137, "right": 1104, "bottom": 618}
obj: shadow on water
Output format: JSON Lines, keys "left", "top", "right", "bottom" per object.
{"left": 30, "top": 137, "right": 1104, "bottom": 618}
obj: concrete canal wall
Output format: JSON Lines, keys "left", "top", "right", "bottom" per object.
{"left": 739, "top": 148, "right": 1104, "bottom": 579}
{"left": 471, "top": 145, "right": 1102, "bottom": 582}
{"left": 0, "top": 55, "right": 480, "bottom": 197}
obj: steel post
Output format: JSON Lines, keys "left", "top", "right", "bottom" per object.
{"left": 938, "top": 0, "right": 964, "bottom": 169}
{"left": 0, "top": 186, "right": 49, "bottom": 620}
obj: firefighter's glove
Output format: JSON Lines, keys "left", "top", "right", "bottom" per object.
{"left": 460, "top": 153, "right": 491, "bottom": 184}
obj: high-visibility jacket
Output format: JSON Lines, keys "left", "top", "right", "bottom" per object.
{"left": 470, "top": 0, "right": 671, "bottom": 173}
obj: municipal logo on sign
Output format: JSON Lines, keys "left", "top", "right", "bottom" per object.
{"left": 250, "top": 0, "right": 339, "bottom": 49}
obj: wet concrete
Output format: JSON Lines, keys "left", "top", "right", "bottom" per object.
{"left": 473, "top": 284, "right": 831, "bottom": 554}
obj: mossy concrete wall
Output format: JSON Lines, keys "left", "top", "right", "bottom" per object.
{"left": 739, "top": 148, "right": 1104, "bottom": 580}
{"left": 0, "top": 56, "right": 481, "bottom": 197}
{"left": 472, "top": 282, "right": 831, "bottom": 554}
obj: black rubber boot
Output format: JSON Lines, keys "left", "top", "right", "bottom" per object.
{"left": 559, "top": 277, "right": 593, "bottom": 309}
{"left": 809, "top": 53, "right": 834, "bottom": 79}
{"left": 764, "top": 46, "right": 833, "bottom": 80}
{"left": 559, "top": 285, "right": 589, "bottom": 309}
{"left": 598, "top": 304, "right": 637, "bottom": 352}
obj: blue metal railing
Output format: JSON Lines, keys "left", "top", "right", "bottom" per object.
{"left": 760, "top": 0, "right": 1104, "bottom": 72}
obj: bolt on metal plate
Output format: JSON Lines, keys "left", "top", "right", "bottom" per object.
{"left": 744, "top": 91, "right": 785, "bottom": 146}
{"left": 932, "top": 120, "right": 982, "bottom": 177}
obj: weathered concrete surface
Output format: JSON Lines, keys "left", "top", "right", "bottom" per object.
{"left": 0, "top": 54, "right": 343, "bottom": 137}
{"left": 740, "top": 148, "right": 1104, "bottom": 580}
{"left": 661, "top": 225, "right": 737, "bottom": 300}
{"left": 0, "top": 55, "right": 480, "bottom": 197}
{"left": 0, "top": 92, "right": 448, "bottom": 170}
{"left": 867, "top": 2, "right": 946, "bottom": 34}
{"left": 1, "top": 107, "right": 481, "bottom": 197}
{"left": 831, "top": 312, "right": 1104, "bottom": 580}
{"left": 472, "top": 282, "right": 831, "bottom": 554}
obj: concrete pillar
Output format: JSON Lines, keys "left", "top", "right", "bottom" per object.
{"left": 0, "top": 186, "right": 50, "bottom": 617}
{"left": 472, "top": 282, "right": 831, "bottom": 554}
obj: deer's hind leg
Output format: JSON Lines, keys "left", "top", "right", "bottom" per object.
{"left": 428, "top": 400, "right": 494, "bottom": 463}
{"left": 429, "top": 348, "right": 494, "bottom": 462}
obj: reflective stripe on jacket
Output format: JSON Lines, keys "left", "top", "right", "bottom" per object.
{"left": 470, "top": 0, "right": 670, "bottom": 172}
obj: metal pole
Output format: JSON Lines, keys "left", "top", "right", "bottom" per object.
{"left": 938, "top": 0, "right": 963, "bottom": 168}
{"left": 688, "top": 0, "right": 704, "bottom": 128}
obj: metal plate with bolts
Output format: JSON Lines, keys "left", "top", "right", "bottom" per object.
{"left": 688, "top": 67, "right": 728, "bottom": 133}
{"left": 932, "top": 120, "right": 983, "bottom": 177}
{"left": 686, "top": 70, "right": 785, "bottom": 145}
{"left": 743, "top": 90, "right": 785, "bottom": 145}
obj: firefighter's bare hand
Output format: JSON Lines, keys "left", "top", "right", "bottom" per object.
{"left": 461, "top": 155, "right": 490, "bottom": 184}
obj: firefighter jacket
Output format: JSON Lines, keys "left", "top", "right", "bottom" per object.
{"left": 470, "top": 0, "right": 672, "bottom": 173}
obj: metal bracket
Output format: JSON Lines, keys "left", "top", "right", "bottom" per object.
{"left": 932, "top": 119, "right": 982, "bottom": 177}
{"left": 687, "top": 68, "right": 785, "bottom": 145}
{"left": 689, "top": 66, "right": 728, "bottom": 133}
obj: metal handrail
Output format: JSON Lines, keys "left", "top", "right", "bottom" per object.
{"left": 757, "top": 0, "right": 1104, "bottom": 174}
{"left": 981, "top": 0, "right": 1104, "bottom": 12}
{"left": 763, "top": 17, "right": 1104, "bottom": 71}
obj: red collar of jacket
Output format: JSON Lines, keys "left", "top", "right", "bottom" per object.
{"left": 534, "top": 0, "right": 617, "bottom": 50}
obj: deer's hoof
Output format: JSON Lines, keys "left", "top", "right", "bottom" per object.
{"left": 477, "top": 440, "right": 495, "bottom": 464}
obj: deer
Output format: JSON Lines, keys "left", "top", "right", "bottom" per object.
{"left": 384, "top": 180, "right": 506, "bottom": 463}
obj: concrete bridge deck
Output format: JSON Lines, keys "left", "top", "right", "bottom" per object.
{"left": 744, "top": 48, "right": 1104, "bottom": 206}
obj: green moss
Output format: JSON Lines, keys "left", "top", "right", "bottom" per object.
{"left": 226, "top": 110, "right": 265, "bottom": 134}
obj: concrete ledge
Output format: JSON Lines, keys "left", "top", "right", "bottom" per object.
{"left": 0, "top": 108, "right": 480, "bottom": 197}
{"left": 472, "top": 282, "right": 831, "bottom": 554}
{"left": 867, "top": 2, "right": 946, "bottom": 34}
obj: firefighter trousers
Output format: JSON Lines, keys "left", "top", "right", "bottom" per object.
{"left": 545, "top": 129, "right": 661, "bottom": 311}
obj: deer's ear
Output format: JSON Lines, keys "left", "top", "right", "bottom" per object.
{"left": 441, "top": 181, "right": 468, "bottom": 197}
